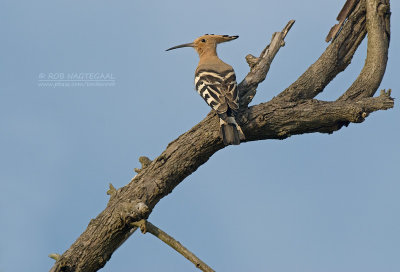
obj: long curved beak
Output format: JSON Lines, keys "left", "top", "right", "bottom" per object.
{"left": 166, "top": 42, "right": 194, "bottom": 51}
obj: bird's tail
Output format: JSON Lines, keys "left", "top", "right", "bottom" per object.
{"left": 219, "top": 116, "right": 245, "bottom": 145}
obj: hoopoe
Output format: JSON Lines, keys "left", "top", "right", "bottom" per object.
{"left": 166, "top": 34, "right": 245, "bottom": 145}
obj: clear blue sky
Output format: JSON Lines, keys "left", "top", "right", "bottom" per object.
{"left": 1, "top": 1, "right": 399, "bottom": 271}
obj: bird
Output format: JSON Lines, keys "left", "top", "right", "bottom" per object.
{"left": 166, "top": 34, "right": 245, "bottom": 145}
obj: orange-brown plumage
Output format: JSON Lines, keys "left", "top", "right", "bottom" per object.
{"left": 166, "top": 34, "right": 245, "bottom": 145}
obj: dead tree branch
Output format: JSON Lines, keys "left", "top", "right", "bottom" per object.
{"left": 131, "top": 220, "right": 215, "bottom": 272}
{"left": 276, "top": 0, "right": 367, "bottom": 102}
{"left": 240, "top": 19, "right": 295, "bottom": 106}
{"left": 326, "top": 0, "right": 359, "bottom": 42}
{"left": 339, "top": 0, "right": 390, "bottom": 101}
{"left": 50, "top": 1, "right": 393, "bottom": 271}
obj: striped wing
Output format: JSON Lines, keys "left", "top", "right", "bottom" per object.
{"left": 194, "top": 69, "right": 239, "bottom": 114}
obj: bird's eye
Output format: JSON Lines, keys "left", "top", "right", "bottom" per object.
{"left": 201, "top": 39, "right": 206, "bottom": 43}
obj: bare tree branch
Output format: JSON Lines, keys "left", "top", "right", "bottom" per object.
{"left": 132, "top": 220, "right": 215, "bottom": 272}
{"left": 276, "top": 0, "right": 367, "bottom": 102}
{"left": 50, "top": 1, "right": 393, "bottom": 271}
{"left": 326, "top": 0, "right": 359, "bottom": 42}
{"left": 243, "top": 90, "right": 393, "bottom": 140}
{"left": 240, "top": 20, "right": 295, "bottom": 107}
{"left": 339, "top": 0, "right": 390, "bottom": 101}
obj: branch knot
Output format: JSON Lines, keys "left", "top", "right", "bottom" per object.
{"left": 134, "top": 156, "right": 153, "bottom": 173}
{"left": 118, "top": 201, "right": 150, "bottom": 224}
{"left": 245, "top": 54, "right": 259, "bottom": 68}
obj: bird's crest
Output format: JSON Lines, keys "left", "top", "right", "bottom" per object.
{"left": 166, "top": 34, "right": 238, "bottom": 57}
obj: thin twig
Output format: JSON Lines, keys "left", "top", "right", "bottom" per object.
{"left": 132, "top": 220, "right": 215, "bottom": 272}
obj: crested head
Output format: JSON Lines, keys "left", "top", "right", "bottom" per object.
{"left": 192, "top": 34, "right": 238, "bottom": 56}
{"left": 166, "top": 34, "right": 238, "bottom": 57}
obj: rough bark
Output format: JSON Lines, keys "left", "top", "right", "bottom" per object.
{"left": 50, "top": 1, "right": 393, "bottom": 271}
{"left": 326, "top": 0, "right": 359, "bottom": 42}
{"left": 339, "top": 0, "right": 390, "bottom": 100}
{"left": 275, "top": 0, "right": 367, "bottom": 102}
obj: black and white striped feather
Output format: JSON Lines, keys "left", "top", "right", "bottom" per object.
{"left": 194, "top": 69, "right": 238, "bottom": 116}
{"left": 194, "top": 68, "right": 244, "bottom": 145}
